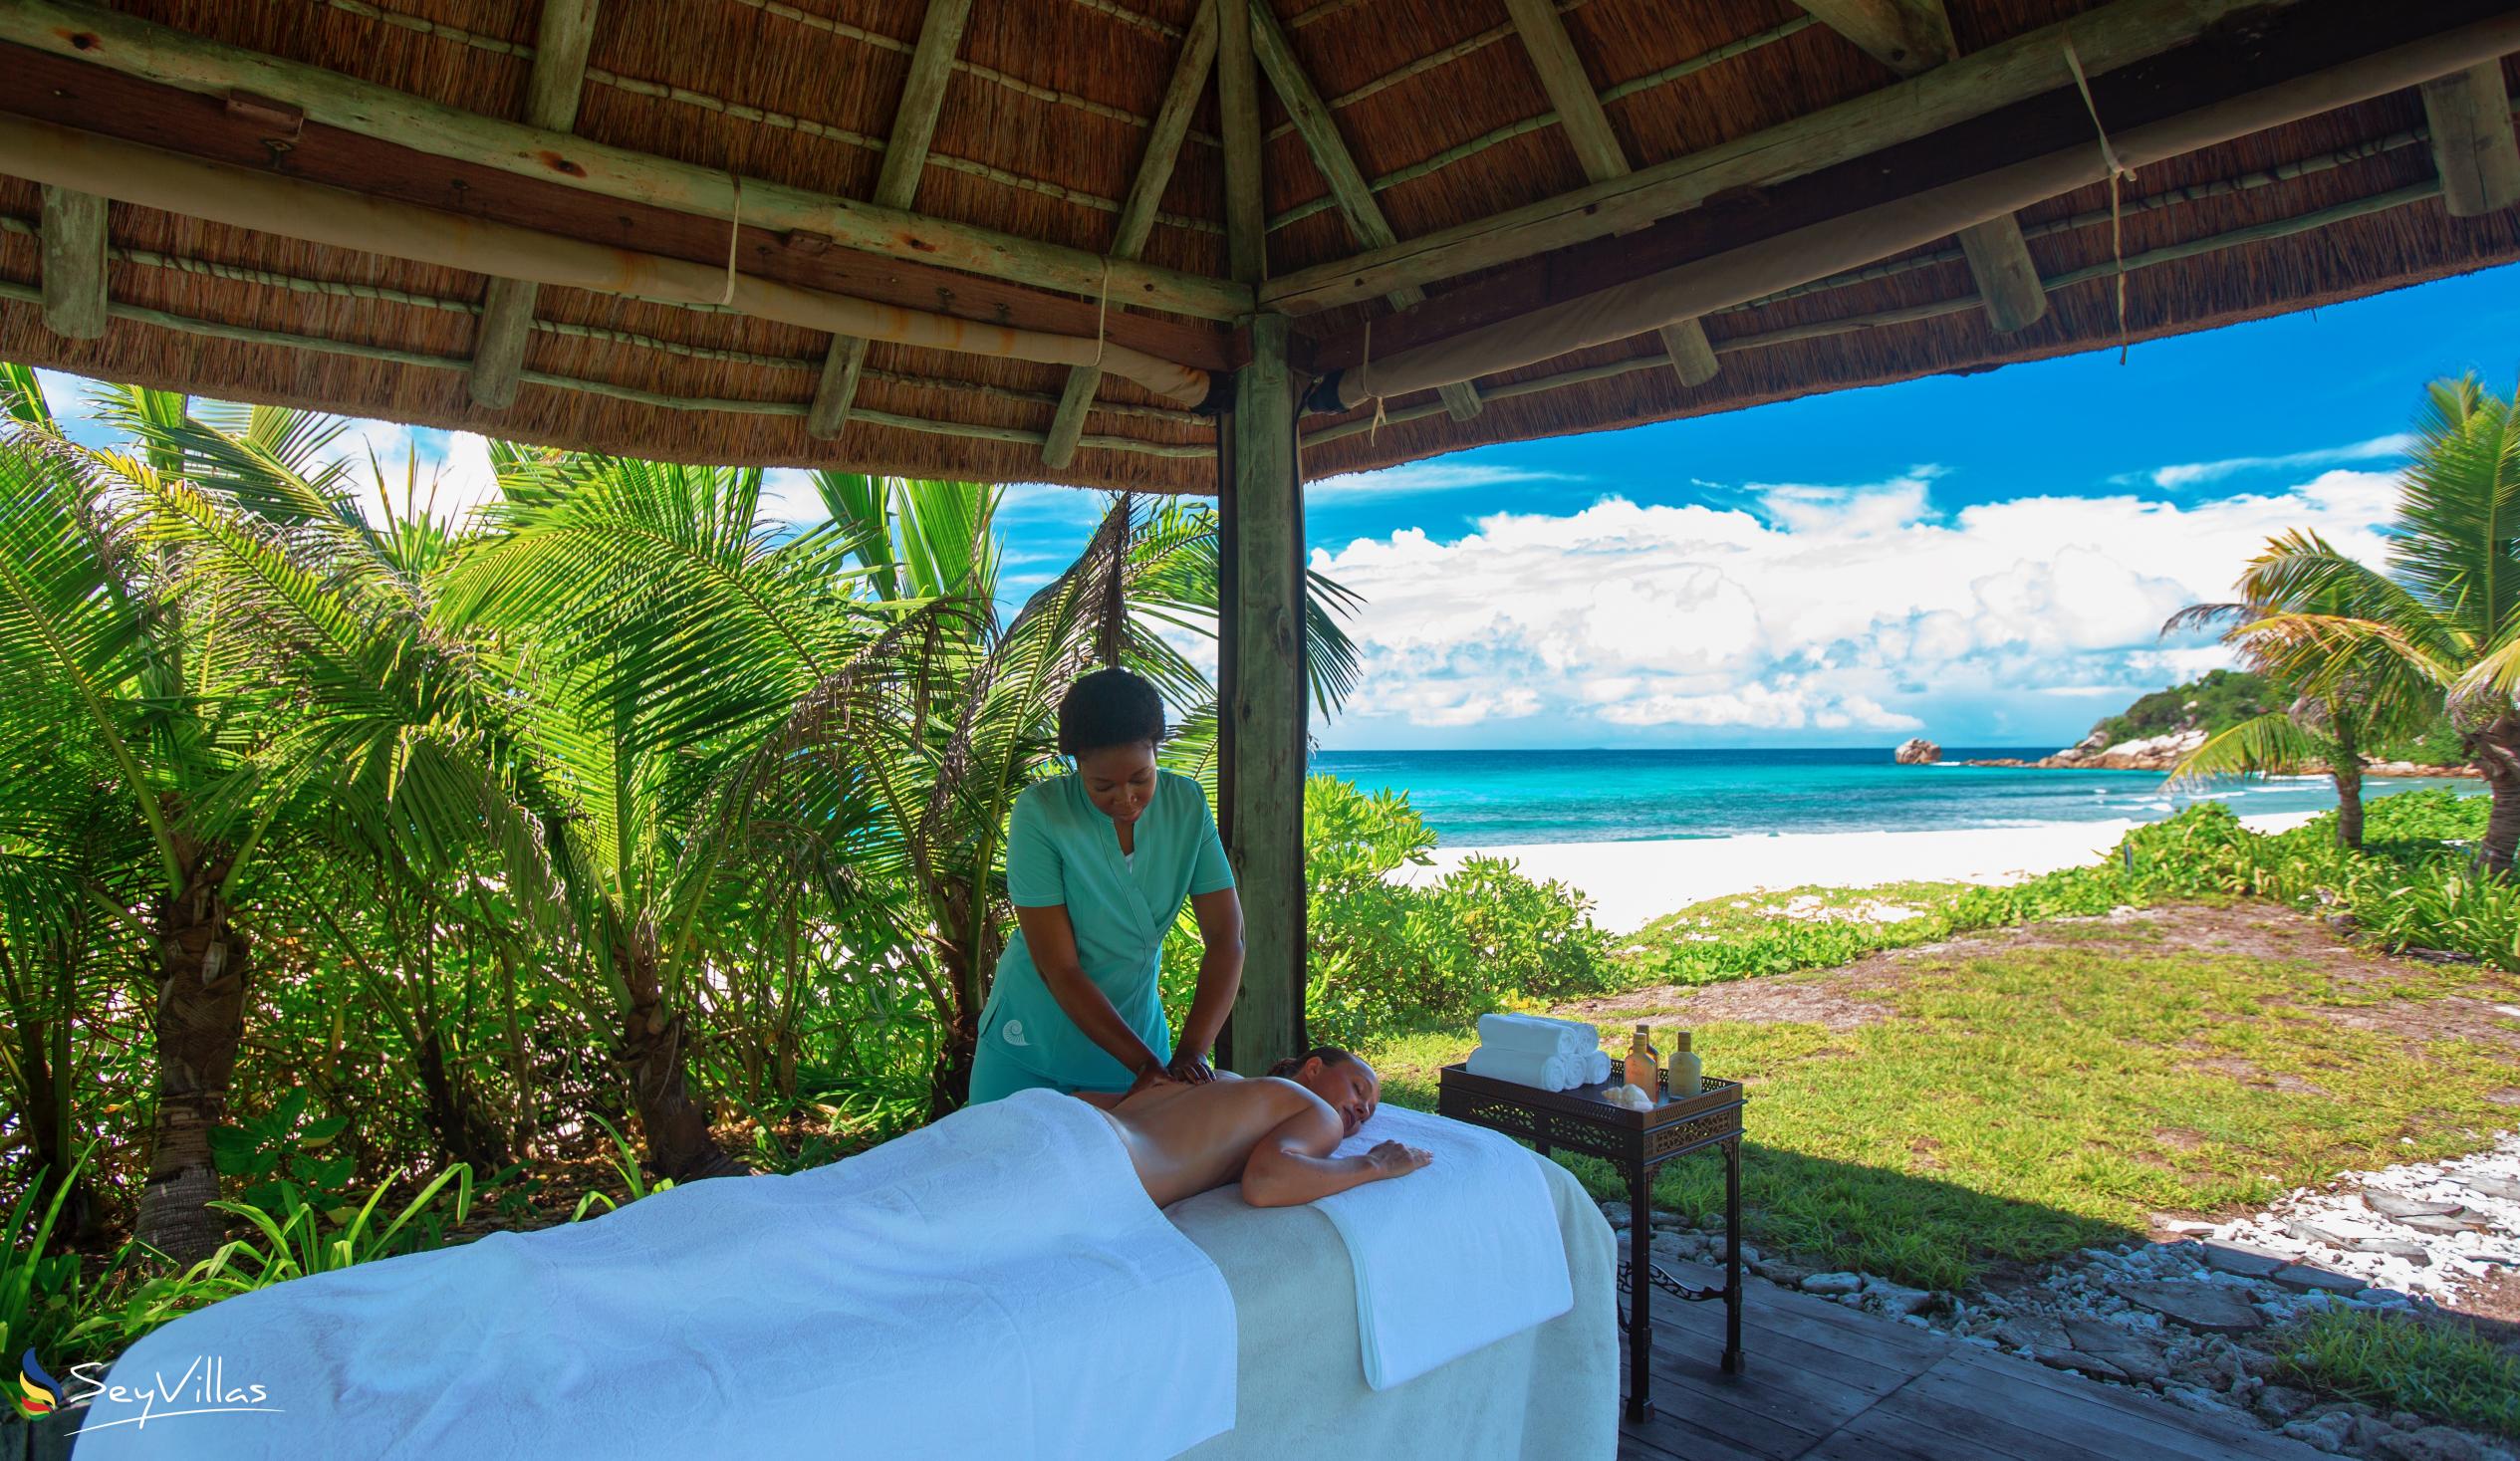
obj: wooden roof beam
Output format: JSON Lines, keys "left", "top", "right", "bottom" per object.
{"left": 0, "top": 0, "right": 1250, "bottom": 323}
{"left": 468, "top": 0, "right": 600, "bottom": 410}
{"left": 808, "top": 0, "right": 976, "bottom": 441}
{"left": 1251, "top": 0, "right": 1482, "bottom": 418}
{"left": 38, "top": 183, "right": 107, "bottom": 340}
{"left": 1500, "top": 0, "right": 1718, "bottom": 388}
{"left": 0, "top": 114, "right": 1212, "bottom": 405}
{"left": 1791, "top": 0, "right": 2046, "bottom": 333}
{"left": 1044, "top": 0, "right": 1218, "bottom": 470}
{"left": 2420, "top": 62, "right": 2520, "bottom": 216}
{"left": 1789, "top": 0, "right": 1954, "bottom": 73}
{"left": 1260, "top": 0, "right": 2288, "bottom": 315}
{"left": 1306, "top": 0, "right": 2520, "bottom": 409}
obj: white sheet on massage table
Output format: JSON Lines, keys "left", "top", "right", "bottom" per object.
{"left": 1163, "top": 1151, "right": 1618, "bottom": 1460}
{"left": 68, "top": 1088, "right": 1234, "bottom": 1461}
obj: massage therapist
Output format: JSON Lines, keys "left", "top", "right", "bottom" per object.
{"left": 968, "top": 668, "right": 1246, "bottom": 1103}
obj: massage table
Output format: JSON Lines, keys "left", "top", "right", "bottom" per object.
{"left": 1165, "top": 1150, "right": 1619, "bottom": 1460}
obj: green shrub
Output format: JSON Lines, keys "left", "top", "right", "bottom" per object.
{"left": 1165, "top": 776, "right": 1615, "bottom": 1047}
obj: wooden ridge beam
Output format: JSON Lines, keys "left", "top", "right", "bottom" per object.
{"left": 808, "top": 0, "right": 976, "bottom": 441}
{"left": 1259, "top": 0, "right": 2295, "bottom": 315}
{"left": 0, "top": 0, "right": 1250, "bottom": 322}
{"left": 0, "top": 114, "right": 1212, "bottom": 403}
{"left": 1045, "top": 0, "right": 1218, "bottom": 470}
{"left": 0, "top": 43, "right": 1237, "bottom": 373}
{"left": 1310, "top": 1, "right": 2520, "bottom": 409}
{"left": 1302, "top": 0, "right": 2520, "bottom": 376}
{"left": 37, "top": 183, "right": 107, "bottom": 339}
{"left": 469, "top": 0, "right": 600, "bottom": 409}
{"left": 1500, "top": 0, "right": 1718, "bottom": 389}
{"left": 1804, "top": 0, "right": 2046, "bottom": 334}
{"left": 1250, "top": 0, "right": 1482, "bottom": 419}
{"left": 2420, "top": 62, "right": 2520, "bottom": 217}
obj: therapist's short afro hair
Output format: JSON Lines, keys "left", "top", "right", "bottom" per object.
{"left": 1058, "top": 668, "right": 1165, "bottom": 756}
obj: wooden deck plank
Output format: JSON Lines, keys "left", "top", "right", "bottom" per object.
{"left": 1613, "top": 1277, "right": 2330, "bottom": 1461}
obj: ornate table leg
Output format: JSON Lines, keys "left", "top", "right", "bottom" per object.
{"left": 1626, "top": 1158, "right": 1652, "bottom": 1422}
{"left": 1723, "top": 1135, "right": 1744, "bottom": 1375}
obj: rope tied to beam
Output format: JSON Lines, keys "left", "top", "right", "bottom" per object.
{"left": 718, "top": 172, "right": 745, "bottom": 306}
{"left": 1360, "top": 316, "right": 1386, "bottom": 440}
{"left": 1092, "top": 255, "right": 1112, "bottom": 370}
{"left": 2063, "top": 35, "right": 2138, "bottom": 364}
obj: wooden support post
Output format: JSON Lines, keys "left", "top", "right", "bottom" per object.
{"left": 1044, "top": 0, "right": 1217, "bottom": 469}
{"left": 1795, "top": 0, "right": 2045, "bottom": 332}
{"left": 1501, "top": 0, "right": 1721, "bottom": 389}
{"left": 1216, "top": 312, "right": 1305, "bottom": 1076}
{"left": 468, "top": 0, "right": 600, "bottom": 408}
{"left": 1248, "top": 1, "right": 1479, "bottom": 418}
{"left": 2421, "top": 62, "right": 2520, "bottom": 217}
{"left": 808, "top": 0, "right": 975, "bottom": 439}
{"left": 37, "top": 184, "right": 108, "bottom": 340}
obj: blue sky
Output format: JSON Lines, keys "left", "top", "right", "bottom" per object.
{"left": 32, "top": 261, "right": 2520, "bottom": 751}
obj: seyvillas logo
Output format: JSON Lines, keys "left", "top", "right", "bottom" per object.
{"left": 17, "top": 1349, "right": 60, "bottom": 1417}
{"left": 71, "top": 1354, "right": 284, "bottom": 1435}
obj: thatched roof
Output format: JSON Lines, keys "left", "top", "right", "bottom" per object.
{"left": 3, "top": 0, "right": 2518, "bottom": 493}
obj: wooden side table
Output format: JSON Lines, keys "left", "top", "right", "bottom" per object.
{"left": 1436, "top": 1064, "right": 1747, "bottom": 1422}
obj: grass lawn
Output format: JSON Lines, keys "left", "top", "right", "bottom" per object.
{"left": 1364, "top": 900, "right": 2520, "bottom": 1294}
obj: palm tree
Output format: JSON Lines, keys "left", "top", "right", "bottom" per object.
{"left": 2221, "top": 375, "right": 2520, "bottom": 870}
{"left": 2162, "top": 582, "right": 2431, "bottom": 851}
{"left": 0, "top": 373, "right": 544, "bottom": 1261}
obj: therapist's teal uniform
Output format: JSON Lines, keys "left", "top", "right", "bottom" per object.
{"left": 969, "top": 769, "right": 1236, "bottom": 1102}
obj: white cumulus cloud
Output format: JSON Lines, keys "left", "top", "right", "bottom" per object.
{"left": 1310, "top": 465, "right": 2402, "bottom": 742}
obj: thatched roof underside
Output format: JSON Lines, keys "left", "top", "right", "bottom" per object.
{"left": 2, "top": 0, "right": 2518, "bottom": 493}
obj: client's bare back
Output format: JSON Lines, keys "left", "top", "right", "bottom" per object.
{"left": 1080, "top": 1064, "right": 1431, "bottom": 1209}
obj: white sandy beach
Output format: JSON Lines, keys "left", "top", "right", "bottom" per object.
{"left": 1405, "top": 812, "right": 2326, "bottom": 932}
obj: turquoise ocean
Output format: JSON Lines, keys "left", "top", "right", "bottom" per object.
{"left": 1312, "top": 748, "right": 2479, "bottom": 847}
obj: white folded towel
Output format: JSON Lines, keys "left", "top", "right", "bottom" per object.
{"left": 1476, "top": 1012, "right": 1600, "bottom": 1059}
{"left": 72, "top": 1088, "right": 1235, "bottom": 1461}
{"left": 1463, "top": 1045, "right": 1609, "bottom": 1092}
{"left": 1311, "top": 1104, "right": 1574, "bottom": 1389}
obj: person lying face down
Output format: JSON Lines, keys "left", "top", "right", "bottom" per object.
{"left": 1075, "top": 1045, "right": 1434, "bottom": 1209}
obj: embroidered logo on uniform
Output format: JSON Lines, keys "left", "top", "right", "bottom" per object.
{"left": 1002, "top": 1020, "right": 1030, "bottom": 1047}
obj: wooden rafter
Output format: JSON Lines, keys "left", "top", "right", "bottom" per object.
{"left": 468, "top": 0, "right": 601, "bottom": 409}
{"left": 1302, "top": 0, "right": 2520, "bottom": 403}
{"left": 1791, "top": 0, "right": 2045, "bottom": 333}
{"left": 1217, "top": 0, "right": 1267, "bottom": 285}
{"left": 1259, "top": 0, "right": 2289, "bottom": 315}
{"left": 807, "top": 0, "right": 977, "bottom": 441}
{"left": 1499, "top": 0, "right": 1719, "bottom": 388}
{"left": 0, "top": 43, "right": 1237, "bottom": 375}
{"left": 0, "top": 0, "right": 1250, "bottom": 323}
{"left": 1043, "top": 0, "right": 1219, "bottom": 470}
{"left": 37, "top": 183, "right": 107, "bottom": 340}
{"left": 0, "top": 115, "right": 1213, "bottom": 404}
{"left": 1789, "top": 0, "right": 1954, "bottom": 73}
{"left": 2420, "top": 62, "right": 2520, "bottom": 217}
{"left": 1250, "top": 0, "right": 1482, "bottom": 419}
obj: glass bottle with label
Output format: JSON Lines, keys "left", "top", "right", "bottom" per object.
{"left": 1624, "top": 1024, "right": 1659, "bottom": 1095}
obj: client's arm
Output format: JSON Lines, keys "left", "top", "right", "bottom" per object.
{"left": 1240, "top": 1101, "right": 1431, "bottom": 1208}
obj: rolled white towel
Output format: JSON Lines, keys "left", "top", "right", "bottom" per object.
{"left": 1477, "top": 1013, "right": 1600, "bottom": 1059}
{"left": 1463, "top": 1045, "right": 1581, "bottom": 1092}
{"left": 1579, "top": 1049, "right": 1611, "bottom": 1087}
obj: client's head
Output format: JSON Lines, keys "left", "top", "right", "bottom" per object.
{"left": 1058, "top": 667, "right": 1164, "bottom": 827}
{"left": 1268, "top": 1046, "right": 1380, "bottom": 1137}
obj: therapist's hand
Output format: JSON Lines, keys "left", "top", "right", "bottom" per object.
{"left": 1126, "top": 1060, "right": 1179, "bottom": 1097}
{"left": 1165, "top": 1052, "right": 1214, "bottom": 1085}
